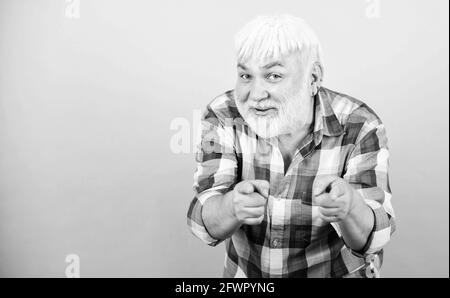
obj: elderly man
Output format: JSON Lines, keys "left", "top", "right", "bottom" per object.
{"left": 187, "top": 14, "right": 396, "bottom": 278}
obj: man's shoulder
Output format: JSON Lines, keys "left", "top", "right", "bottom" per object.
{"left": 323, "top": 87, "right": 383, "bottom": 128}
{"left": 203, "top": 90, "right": 242, "bottom": 123}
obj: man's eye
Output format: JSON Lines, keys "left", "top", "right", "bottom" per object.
{"left": 266, "top": 73, "right": 283, "bottom": 82}
{"left": 239, "top": 74, "right": 252, "bottom": 81}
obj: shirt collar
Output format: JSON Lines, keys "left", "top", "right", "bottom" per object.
{"left": 313, "top": 87, "right": 345, "bottom": 137}
{"left": 232, "top": 87, "right": 344, "bottom": 147}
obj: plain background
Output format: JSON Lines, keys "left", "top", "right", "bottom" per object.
{"left": 0, "top": 0, "right": 448, "bottom": 277}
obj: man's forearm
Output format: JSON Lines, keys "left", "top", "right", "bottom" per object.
{"left": 202, "top": 192, "right": 242, "bottom": 241}
{"left": 339, "top": 197, "right": 375, "bottom": 252}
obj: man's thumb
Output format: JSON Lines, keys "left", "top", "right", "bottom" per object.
{"left": 236, "top": 181, "right": 255, "bottom": 195}
{"left": 313, "top": 176, "right": 338, "bottom": 196}
{"left": 249, "top": 180, "right": 269, "bottom": 198}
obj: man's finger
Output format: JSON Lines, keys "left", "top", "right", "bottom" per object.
{"left": 329, "top": 179, "right": 346, "bottom": 199}
{"left": 318, "top": 206, "right": 341, "bottom": 217}
{"left": 236, "top": 181, "right": 256, "bottom": 195}
{"left": 313, "top": 176, "right": 339, "bottom": 197}
{"left": 248, "top": 180, "right": 270, "bottom": 198}
{"left": 245, "top": 193, "right": 267, "bottom": 207}
{"left": 314, "top": 193, "right": 341, "bottom": 208}
{"left": 243, "top": 206, "right": 265, "bottom": 217}
{"left": 320, "top": 215, "right": 340, "bottom": 223}
{"left": 243, "top": 214, "right": 265, "bottom": 225}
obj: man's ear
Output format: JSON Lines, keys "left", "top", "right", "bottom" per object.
{"left": 310, "top": 62, "right": 323, "bottom": 96}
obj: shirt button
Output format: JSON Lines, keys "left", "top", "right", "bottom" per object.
{"left": 272, "top": 239, "right": 280, "bottom": 248}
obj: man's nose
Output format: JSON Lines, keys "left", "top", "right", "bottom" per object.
{"left": 249, "top": 80, "right": 269, "bottom": 102}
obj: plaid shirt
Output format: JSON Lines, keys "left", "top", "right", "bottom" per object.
{"left": 187, "top": 87, "right": 396, "bottom": 278}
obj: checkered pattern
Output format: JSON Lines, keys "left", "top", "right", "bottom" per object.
{"left": 187, "top": 87, "right": 396, "bottom": 278}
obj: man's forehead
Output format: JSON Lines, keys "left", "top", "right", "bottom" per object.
{"left": 237, "top": 52, "right": 301, "bottom": 69}
{"left": 237, "top": 58, "right": 286, "bottom": 69}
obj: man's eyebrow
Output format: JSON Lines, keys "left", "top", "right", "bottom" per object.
{"left": 237, "top": 63, "right": 247, "bottom": 70}
{"left": 262, "top": 61, "right": 284, "bottom": 69}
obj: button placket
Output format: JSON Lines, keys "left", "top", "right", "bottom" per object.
{"left": 364, "top": 254, "right": 380, "bottom": 278}
{"left": 272, "top": 238, "right": 280, "bottom": 248}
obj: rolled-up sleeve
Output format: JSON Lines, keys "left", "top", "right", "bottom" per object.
{"left": 187, "top": 107, "right": 238, "bottom": 246}
{"left": 343, "top": 121, "right": 396, "bottom": 256}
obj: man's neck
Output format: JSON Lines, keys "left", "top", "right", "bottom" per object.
{"left": 277, "top": 106, "right": 315, "bottom": 152}
{"left": 277, "top": 125, "right": 311, "bottom": 152}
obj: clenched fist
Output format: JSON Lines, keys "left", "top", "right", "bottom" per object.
{"left": 313, "top": 176, "right": 362, "bottom": 222}
{"left": 230, "top": 180, "right": 269, "bottom": 225}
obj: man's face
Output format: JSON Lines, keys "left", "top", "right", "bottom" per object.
{"left": 235, "top": 52, "right": 314, "bottom": 139}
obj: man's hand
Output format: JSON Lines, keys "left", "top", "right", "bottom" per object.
{"left": 201, "top": 179, "right": 269, "bottom": 241}
{"left": 313, "top": 176, "right": 363, "bottom": 223}
{"left": 312, "top": 176, "right": 375, "bottom": 251}
{"left": 230, "top": 180, "right": 269, "bottom": 225}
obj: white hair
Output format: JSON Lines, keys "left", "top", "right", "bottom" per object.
{"left": 234, "top": 14, "right": 323, "bottom": 69}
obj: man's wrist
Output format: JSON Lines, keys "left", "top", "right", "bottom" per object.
{"left": 340, "top": 190, "right": 370, "bottom": 227}
{"left": 222, "top": 190, "right": 240, "bottom": 224}
{"left": 348, "top": 189, "right": 365, "bottom": 217}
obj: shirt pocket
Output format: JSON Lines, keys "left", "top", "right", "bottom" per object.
{"left": 284, "top": 198, "right": 316, "bottom": 249}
